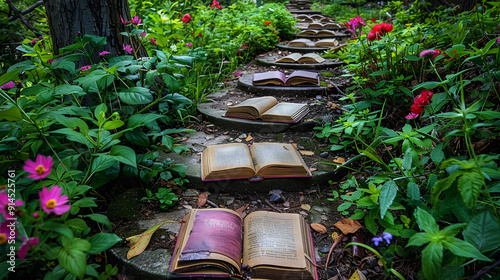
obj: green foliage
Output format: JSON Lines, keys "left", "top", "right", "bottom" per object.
{"left": 142, "top": 187, "right": 179, "bottom": 210}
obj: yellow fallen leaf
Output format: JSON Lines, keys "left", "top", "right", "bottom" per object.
{"left": 349, "top": 269, "right": 367, "bottom": 280}
{"left": 310, "top": 223, "right": 327, "bottom": 234}
{"left": 126, "top": 220, "right": 180, "bottom": 259}
{"left": 301, "top": 204, "right": 311, "bottom": 211}
{"left": 334, "top": 219, "right": 364, "bottom": 235}
{"left": 333, "top": 157, "right": 345, "bottom": 164}
{"left": 245, "top": 133, "right": 253, "bottom": 142}
{"left": 331, "top": 232, "right": 339, "bottom": 241}
{"left": 292, "top": 143, "right": 298, "bottom": 150}
{"left": 300, "top": 150, "right": 314, "bottom": 156}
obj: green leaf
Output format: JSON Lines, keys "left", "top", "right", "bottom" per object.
{"left": 0, "top": 70, "right": 19, "bottom": 86}
{"left": 110, "top": 145, "right": 137, "bottom": 167}
{"left": 369, "top": 70, "right": 392, "bottom": 76}
{"left": 422, "top": 241, "right": 443, "bottom": 280}
{"left": 127, "top": 113, "right": 163, "bottom": 129}
{"left": 162, "top": 73, "right": 180, "bottom": 93}
{"left": 430, "top": 143, "right": 444, "bottom": 164}
{"left": 415, "top": 208, "right": 438, "bottom": 233}
{"left": 0, "top": 105, "right": 22, "bottom": 121}
{"left": 55, "top": 116, "right": 90, "bottom": 136}
{"left": 91, "top": 156, "right": 117, "bottom": 173}
{"left": 413, "top": 81, "right": 443, "bottom": 91}
{"left": 40, "top": 222, "right": 74, "bottom": 239}
{"left": 118, "top": 87, "right": 153, "bottom": 105}
{"left": 337, "top": 202, "right": 352, "bottom": 211}
{"left": 407, "top": 182, "right": 420, "bottom": 200}
{"left": 72, "top": 197, "right": 97, "bottom": 208}
{"left": 407, "top": 232, "right": 431, "bottom": 247}
{"left": 52, "top": 128, "right": 93, "bottom": 148}
{"left": 102, "top": 120, "right": 124, "bottom": 130}
{"left": 87, "top": 233, "right": 122, "bottom": 254}
{"left": 83, "top": 213, "right": 114, "bottom": 232}
{"left": 58, "top": 237, "right": 91, "bottom": 279}
{"left": 55, "top": 84, "right": 85, "bottom": 97}
{"left": 458, "top": 171, "right": 483, "bottom": 208}
{"left": 125, "top": 129, "right": 150, "bottom": 147}
{"left": 431, "top": 170, "right": 466, "bottom": 206}
{"left": 463, "top": 210, "right": 500, "bottom": 253}
{"left": 379, "top": 180, "right": 398, "bottom": 219}
{"left": 443, "top": 237, "right": 491, "bottom": 262}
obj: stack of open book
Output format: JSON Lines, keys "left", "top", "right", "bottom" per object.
{"left": 169, "top": 209, "right": 318, "bottom": 280}
{"left": 252, "top": 70, "right": 319, "bottom": 86}
{"left": 274, "top": 53, "right": 325, "bottom": 64}
{"left": 224, "top": 96, "right": 309, "bottom": 123}
{"left": 298, "top": 29, "right": 343, "bottom": 36}
{"left": 289, "top": 38, "right": 339, "bottom": 47}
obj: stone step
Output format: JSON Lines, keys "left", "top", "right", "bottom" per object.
{"left": 276, "top": 43, "right": 330, "bottom": 53}
{"left": 256, "top": 54, "right": 345, "bottom": 70}
{"left": 236, "top": 74, "right": 334, "bottom": 96}
{"left": 288, "top": 9, "right": 322, "bottom": 14}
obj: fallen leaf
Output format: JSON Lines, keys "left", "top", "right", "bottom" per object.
{"left": 331, "top": 232, "right": 339, "bottom": 241}
{"left": 311, "top": 223, "right": 327, "bottom": 234}
{"left": 334, "top": 219, "right": 364, "bottom": 235}
{"left": 235, "top": 204, "right": 248, "bottom": 219}
{"left": 245, "top": 133, "right": 253, "bottom": 142}
{"left": 300, "top": 151, "right": 315, "bottom": 156}
{"left": 349, "top": 269, "right": 367, "bottom": 280}
{"left": 197, "top": 193, "right": 208, "bottom": 208}
{"left": 126, "top": 221, "right": 178, "bottom": 259}
{"left": 309, "top": 168, "right": 317, "bottom": 172}
{"left": 223, "top": 131, "right": 229, "bottom": 135}
{"left": 333, "top": 157, "right": 346, "bottom": 164}
{"left": 292, "top": 143, "right": 298, "bottom": 149}
{"left": 301, "top": 204, "right": 311, "bottom": 211}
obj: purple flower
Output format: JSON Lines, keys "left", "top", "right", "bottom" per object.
{"left": 47, "top": 59, "right": 54, "bottom": 63}
{"left": 39, "top": 185, "right": 71, "bottom": 215}
{"left": 372, "top": 236, "right": 383, "bottom": 246}
{"left": 405, "top": 112, "right": 419, "bottom": 119}
{"left": 382, "top": 232, "right": 393, "bottom": 244}
{"left": 120, "top": 15, "right": 128, "bottom": 24}
{"left": 30, "top": 38, "right": 37, "bottom": 43}
{"left": 420, "top": 49, "right": 441, "bottom": 57}
{"left": 150, "top": 38, "right": 158, "bottom": 45}
{"left": 99, "top": 51, "right": 110, "bottom": 56}
{"left": 123, "top": 44, "right": 133, "bottom": 54}
{"left": 186, "top": 43, "right": 192, "bottom": 47}
{"left": 81, "top": 65, "right": 91, "bottom": 71}
{"left": 23, "top": 154, "right": 53, "bottom": 180}
{"left": 18, "top": 236, "right": 39, "bottom": 259}
{"left": 0, "top": 81, "right": 15, "bottom": 90}
{"left": 497, "top": 37, "right": 500, "bottom": 44}
{"left": 131, "top": 16, "right": 142, "bottom": 25}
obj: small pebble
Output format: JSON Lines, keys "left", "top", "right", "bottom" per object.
{"left": 320, "top": 151, "right": 329, "bottom": 158}
{"left": 316, "top": 95, "right": 322, "bottom": 100}
{"left": 161, "top": 235, "right": 166, "bottom": 240}
{"left": 234, "top": 138, "right": 242, "bottom": 143}
{"left": 238, "top": 134, "right": 247, "bottom": 139}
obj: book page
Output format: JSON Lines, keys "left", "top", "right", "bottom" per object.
{"left": 261, "top": 103, "right": 307, "bottom": 119}
{"left": 242, "top": 211, "right": 306, "bottom": 269}
{"left": 275, "top": 53, "right": 302, "bottom": 63}
{"left": 300, "top": 53, "right": 325, "bottom": 63}
{"left": 209, "top": 143, "right": 254, "bottom": 170}
{"left": 229, "top": 96, "right": 278, "bottom": 116}
{"left": 252, "top": 71, "right": 286, "bottom": 85}
{"left": 180, "top": 209, "right": 243, "bottom": 269}
{"left": 250, "top": 143, "right": 302, "bottom": 169}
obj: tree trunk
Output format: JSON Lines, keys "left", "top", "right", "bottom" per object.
{"left": 43, "top": 0, "right": 146, "bottom": 65}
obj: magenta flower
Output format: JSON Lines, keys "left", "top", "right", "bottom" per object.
{"left": 47, "top": 59, "right": 54, "bottom": 63}
{"left": 0, "top": 191, "right": 24, "bottom": 219}
{"left": 99, "top": 51, "right": 110, "bottom": 56}
{"left": 420, "top": 49, "right": 442, "bottom": 58}
{"left": 497, "top": 37, "right": 500, "bottom": 44}
{"left": 123, "top": 44, "right": 133, "bottom": 54}
{"left": 405, "top": 112, "right": 419, "bottom": 120}
{"left": 186, "top": 43, "right": 192, "bottom": 47}
{"left": 30, "top": 38, "right": 37, "bottom": 43}
{"left": 181, "top": 14, "right": 191, "bottom": 23}
{"left": 81, "top": 65, "right": 91, "bottom": 71}
{"left": 18, "top": 236, "right": 39, "bottom": 259}
{"left": 120, "top": 15, "right": 128, "bottom": 24}
{"left": 0, "top": 81, "right": 15, "bottom": 90}
{"left": 150, "top": 38, "right": 158, "bottom": 45}
{"left": 23, "top": 154, "right": 53, "bottom": 180}
{"left": 131, "top": 16, "right": 142, "bottom": 25}
{"left": 0, "top": 222, "right": 15, "bottom": 246}
{"left": 39, "top": 185, "right": 70, "bottom": 215}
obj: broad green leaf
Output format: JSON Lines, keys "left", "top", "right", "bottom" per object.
{"left": 125, "top": 129, "right": 150, "bottom": 147}
{"left": 415, "top": 208, "right": 438, "bottom": 233}
{"left": 463, "top": 210, "right": 500, "bottom": 253}
{"left": 402, "top": 148, "right": 413, "bottom": 171}
{"left": 431, "top": 170, "right": 466, "bottom": 206}
{"left": 458, "top": 171, "right": 483, "bottom": 208}
{"left": 83, "top": 213, "right": 114, "bottom": 231}
{"left": 430, "top": 143, "right": 444, "bottom": 164}
{"left": 55, "top": 116, "right": 90, "bottom": 136}
{"left": 118, "top": 87, "right": 153, "bottom": 105}
{"left": 110, "top": 145, "right": 136, "bottom": 167}
{"left": 369, "top": 70, "right": 392, "bottom": 76}
{"left": 379, "top": 180, "right": 398, "bottom": 219}
{"left": 407, "top": 182, "right": 420, "bottom": 200}
{"left": 40, "top": 222, "right": 74, "bottom": 239}
{"left": 422, "top": 241, "right": 443, "bottom": 280}
{"left": 127, "top": 113, "right": 163, "bottom": 128}
{"left": 58, "top": 237, "right": 91, "bottom": 279}
{"left": 443, "top": 237, "right": 491, "bottom": 262}
{"left": 52, "top": 128, "right": 94, "bottom": 148}
{"left": 94, "top": 103, "right": 107, "bottom": 120}
{"left": 0, "top": 105, "right": 22, "bottom": 121}
{"left": 102, "top": 120, "right": 124, "bottom": 130}
{"left": 87, "top": 233, "right": 122, "bottom": 254}
{"left": 162, "top": 73, "right": 180, "bottom": 93}
{"left": 65, "top": 218, "right": 88, "bottom": 233}
{"left": 55, "top": 84, "right": 85, "bottom": 97}
{"left": 91, "top": 156, "right": 117, "bottom": 173}
{"left": 337, "top": 202, "right": 352, "bottom": 211}
{"left": 0, "top": 70, "right": 19, "bottom": 86}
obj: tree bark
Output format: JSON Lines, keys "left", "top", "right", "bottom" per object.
{"left": 43, "top": 0, "right": 146, "bottom": 65}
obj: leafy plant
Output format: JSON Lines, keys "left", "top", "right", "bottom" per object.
{"left": 142, "top": 187, "right": 179, "bottom": 210}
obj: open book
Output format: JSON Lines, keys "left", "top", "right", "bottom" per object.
{"left": 299, "top": 29, "right": 343, "bottom": 36}
{"left": 289, "top": 38, "right": 339, "bottom": 47}
{"left": 225, "top": 96, "right": 309, "bottom": 123}
{"left": 170, "top": 209, "right": 318, "bottom": 280}
{"left": 201, "top": 142, "right": 311, "bottom": 181}
{"left": 275, "top": 53, "right": 326, "bottom": 64}
{"left": 252, "top": 70, "right": 319, "bottom": 86}
{"left": 308, "top": 22, "right": 342, "bottom": 29}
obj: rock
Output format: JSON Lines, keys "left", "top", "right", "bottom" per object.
{"left": 320, "top": 151, "right": 329, "bottom": 158}
{"left": 205, "top": 135, "right": 215, "bottom": 140}
{"left": 238, "top": 134, "right": 247, "bottom": 139}
{"left": 318, "top": 243, "right": 332, "bottom": 254}
{"left": 234, "top": 138, "right": 242, "bottom": 143}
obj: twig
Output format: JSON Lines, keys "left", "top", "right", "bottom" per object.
{"left": 264, "top": 199, "right": 283, "bottom": 213}
{"left": 325, "top": 233, "right": 344, "bottom": 271}
{"left": 6, "top": 0, "right": 42, "bottom": 36}
{"left": 206, "top": 200, "right": 218, "bottom": 208}
{"left": 8, "top": 1, "right": 43, "bottom": 21}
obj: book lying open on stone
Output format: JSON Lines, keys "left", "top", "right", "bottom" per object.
{"left": 200, "top": 142, "right": 311, "bottom": 181}
{"left": 299, "top": 29, "right": 342, "bottom": 36}
{"left": 289, "top": 38, "right": 339, "bottom": 47}
{"left": 275, "top": 53, "right": 326, "bottom": 64}
{"left": 308, "top": 22, "right": 342, "bottom": 29}
{"left": 169, "top": 209, "right": 318, "bottom": 280}
{"left": 252, "top": 70, "right": 319, "bottom": 86}
{"left": 224, "top": 96, "right": 309, "bottom": 123}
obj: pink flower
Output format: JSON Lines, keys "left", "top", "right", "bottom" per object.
{"left": 0, "top": 191, "right": 24, "bottom": 219}
{"left": 405, "top": 112, "right": 419, "bottom": 119}
{"left": 81, "top": 65, "right": 91, "bottom": 71}
{"left": 131, "top": 16, "right": 142, "bottom": 25}
{"left": 39, "top": 185, "right": 71, "bottom": 215}
{"left": 47, "top": 59, "right": 54, "bottom": 63}
{"left": 0, "top": 81, "right": 15, "bottom": 90}
{"left": 99, "top": 51, "right": 110, "bottom": 56}
{"left": 150, "top": 38, "right": 158, "bottom": 45}
{"left": 0, "top": 222, "right": 15, "bottom": 246}
{"left": 120, "top": 15, "right": 128, "bottom": 24}
{"left": 181, "top": 14, "right": 191, "bottom": 23}
{"left": 18, "top": 236, "right": 39, "bottom": 260}
{"left": 23, "top": 154, "right": 53, "bottom": 180}
{"left": 210, "top": 0, "right": 222, "bottom": 9}
{"left": 30, "top": 38, "right": 37, "bottom": 43}
{"left": 186, "top": 43, "right": 192, "bottom": 47}
{"left": 123, "top": 44, "right": 133, "bottom": 54}
{"left": 420, "top": 49, "right": 439, "bottom": 57}
{"left": 496, "top": 37, "right": 500, "bottom": 44}
{"left": 33, "top": 212, "right": 40, "bottom": 218}
{"left": 233, "top": 71, "right": 242, "bottom": 77}
{"left": 371, "top": 18, "right": 376, "bottom": 22}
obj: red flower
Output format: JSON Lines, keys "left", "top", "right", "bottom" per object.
{"left": 367, "top": 30, "right": 381, "bottom": 41}
{"left": 411, "top": 103, "right": 423, "bottom": 114}
{"left": 181, "top": 14, "right": 191, "bottom": 23}
{"left": 409, "top": 90, "right": 433, "bottom": 116}
{"left": 264, "top": 21, "right": 272, "bottom": 25}
{"left": 371, "top": 18, "right": 376, "bottom": 22}
{"left": 381, "top": 23, "right": 393, "bottom": 32}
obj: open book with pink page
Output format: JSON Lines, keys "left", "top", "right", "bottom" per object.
{"left": 252, "top": 70, "right": 319, "bottom": 86}
{"left": 200, "top": 143, "right": 311, "bottom": 181}
{"left": 169, "top": 209, "right": 318, "bottom": 280}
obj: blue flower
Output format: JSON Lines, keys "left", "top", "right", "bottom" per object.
{"left": 382, "top": 232, "right": 393, "bottom": 244}
{"left": 371, "top": 236, "right": 383, "bottom": 246}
